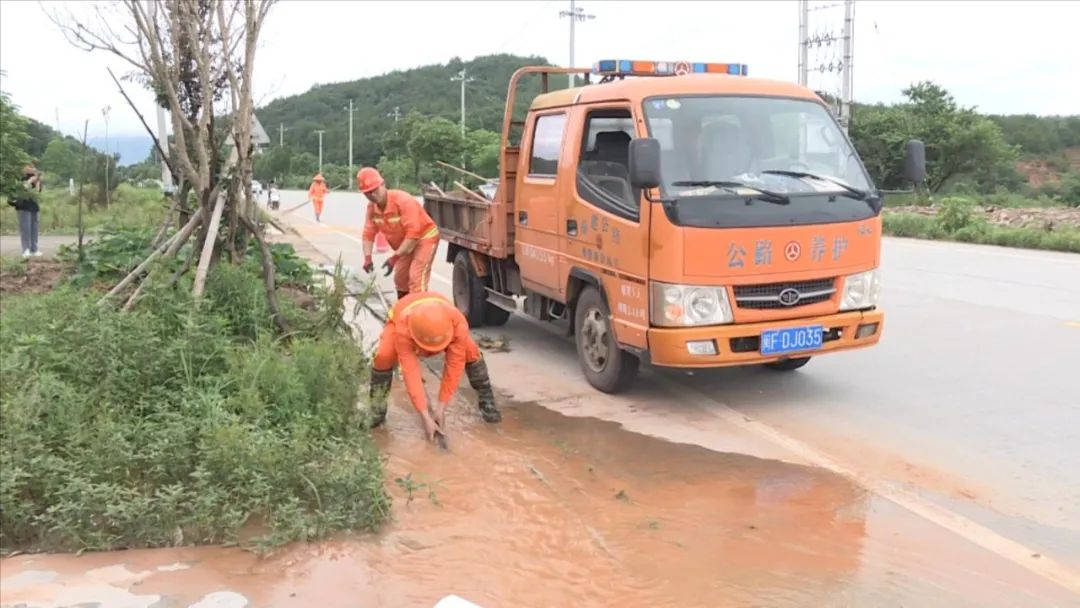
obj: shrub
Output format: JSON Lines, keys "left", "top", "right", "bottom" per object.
{"left": 0, "top": 248, "right": 388, "bottom": 554}
{"left": 935, "top": 196, "right": 978, "bottom": 234}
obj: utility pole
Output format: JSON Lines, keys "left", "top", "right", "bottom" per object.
{"left": 840, "top": 0, "right": 855, "bottom": 133}
{"left": 559, "top": 0, "right": 595, "bottom": 88}
{"left": 279, "top": 123, "right": 288, "bottom": 147}
{"left": 101, "top": 105, "right": 111, "bottom": 207}
{"left": 388, "top": 106, "right": 401, "bottom": 122}
{"left": 315, "top": 130, "right": 325, "bottom": 172}
{"left": 149, "top": 0, "right": 172, "bottom": 198}
{"left": 450, "top": 69, "right": 475, "bottom": 137}
{"left": 798, "top": 0, "right": 809, "bottom": 86}
{"left": 346, "top": 99, "right": 354, "bottom": 179}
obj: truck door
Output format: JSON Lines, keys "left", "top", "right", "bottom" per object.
{"left": 515, "top": 110, "right": 568, "bottom": 297}
{"left": 560, "top": 105, "right": 651, "bottom": 349}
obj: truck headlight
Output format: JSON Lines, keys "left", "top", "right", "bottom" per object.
{"left": 839, "top": 269, "right": 881, "bottom": 311}
{"left": 650, "top": 282, "right": 733, "bottom": 327}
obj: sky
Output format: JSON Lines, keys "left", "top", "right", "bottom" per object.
{"left": 1, "top": 0, "right": 1078, "bottom": 145}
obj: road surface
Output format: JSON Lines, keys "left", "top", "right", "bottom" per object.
{"left": 278, "top": 189, "right": 1080, "bottom": 589}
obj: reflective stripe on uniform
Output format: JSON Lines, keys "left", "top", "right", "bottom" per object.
{"left": 387, "top": 296, "right": 447, "bottom": 322}
{"left": 386, "top": 216, "right": 402, "bottom": 224}
{"left": 422, "top": 226, "right": 439, "bottom": 239}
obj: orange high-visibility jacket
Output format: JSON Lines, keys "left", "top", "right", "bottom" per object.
{"left": 362, "top": 190, "right": 438, "bottom": 251}
{"left": 308, "top": 180, "right": 328, "bottom": 202}
{"left": 385, "top": 292, "right": 472, "bottom": 412}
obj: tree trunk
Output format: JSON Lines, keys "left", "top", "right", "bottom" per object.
{"left": 240, "top": 214, "right": 290, "bottom": 335}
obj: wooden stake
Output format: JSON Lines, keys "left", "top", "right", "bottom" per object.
{"left": 99, "top": 211, "right": 201, "bottom": 304}
{"left": 192, "top": 191, "right": 227, "bottom": 299}
{"left": 436, "top": 160, "right": 496, "bottom": 184}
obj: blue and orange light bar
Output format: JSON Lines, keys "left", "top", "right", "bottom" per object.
{"left": 592, "top": 59, "right": 749, "bottom": 77}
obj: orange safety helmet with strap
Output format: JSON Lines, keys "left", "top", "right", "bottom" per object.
{"left": 357, "top": 166, "right": 384, "bottom": 193}
{"left": 405, "top": 298, "right": 455, "bottom": 353}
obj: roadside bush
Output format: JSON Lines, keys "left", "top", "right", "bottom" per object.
{"left": 884, "top": 211, "right": 1080, "bottom": 253}
{"left": 935, "top": 196, "right": 977, "bottom": 234}
{"left": 0, "top": 246, "right": 388, "bottom": 554}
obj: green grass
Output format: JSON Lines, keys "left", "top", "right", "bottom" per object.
{"left": 0, "top": 236, "right": 390, "bottom": 555}
{"left": 883, "top": 212, "right": 1080, "bottom": 253}
{"left": 1, "top": 183, "right": 167, "bottom": 236}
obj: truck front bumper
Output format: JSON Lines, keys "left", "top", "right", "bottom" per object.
{"left": 646, "top": 309, "right": 884, "bottom": 368}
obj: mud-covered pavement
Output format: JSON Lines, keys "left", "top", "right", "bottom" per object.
{"left": 4, "top": 191, "right": 1079, "bottom": 607}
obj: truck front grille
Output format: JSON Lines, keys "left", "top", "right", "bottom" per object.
{"left": 733, "top": 278, "right": 836, "bottom": 310}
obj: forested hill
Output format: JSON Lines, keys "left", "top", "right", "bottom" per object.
{"left": 256, "top": 54, "right": 557, "bottom": 169}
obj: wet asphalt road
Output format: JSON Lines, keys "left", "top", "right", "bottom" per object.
{"left": 277, "top": 189, "right": 1080, "bottom": 575}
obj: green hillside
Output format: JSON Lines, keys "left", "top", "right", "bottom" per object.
{"left": 257, "top": 54, "right": 563, "bottom": 170}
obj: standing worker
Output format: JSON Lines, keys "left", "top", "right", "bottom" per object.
{"left": 358, "top": 167, "right": 440, "bottom": 300}
{"left": 308, "top": 172, "right": 328, "bottom": 222}
{"left": 369, "top": 291, "right": 502, "bottom": 441}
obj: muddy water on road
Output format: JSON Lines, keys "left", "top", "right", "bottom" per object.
{"left": 3, "top": 398, "right": 1075, "bottom": 608}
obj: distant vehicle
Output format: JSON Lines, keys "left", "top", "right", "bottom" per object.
{"left": 424, "top": 59, "right": 926, "bottom": 394}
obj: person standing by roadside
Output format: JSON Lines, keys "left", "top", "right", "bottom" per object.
{"left": 268, "top": 180, "right": 280, "bottom": 210}
{"left": 308, "top": 172, "right": 328, "bottom": 222}
{"left": 357, "top": 166, "right": 440, "bottom": 300}
{"left": 7, "top": 164, "right": 43, "bottom": 257}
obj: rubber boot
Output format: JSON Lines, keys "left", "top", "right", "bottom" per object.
{"left": 465, "top": 357, "right": 501, "bottom": 423}
{"left": 368, "top": 368, "right": 393, "bottom": 428}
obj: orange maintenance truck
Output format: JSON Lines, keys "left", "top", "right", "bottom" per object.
{"left": 423, "top": 60, "right": 925, "bottom": 393}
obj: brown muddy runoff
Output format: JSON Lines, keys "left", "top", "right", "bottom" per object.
{"left": 2, "top": 396, "right": 1074, "bottom": 608}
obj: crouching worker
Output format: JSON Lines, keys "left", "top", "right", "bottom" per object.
{"left": 368, "top": 291, "right": 501, "bottom": 441}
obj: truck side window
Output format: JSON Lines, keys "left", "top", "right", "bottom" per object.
{"left": 576, "top": 109, "right": 639, "bottom": 221}
{"left": 529, "top": 113, "right": 567, "bottom": 177}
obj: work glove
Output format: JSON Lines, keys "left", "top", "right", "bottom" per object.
{"left": 362, "top": 255, "right": 374, "bottom": 274}
{"left": 420, "top": 409, "right": 442, "bottom": 442}
{"left": 382, "top": 255, "right": 399, "bottom": 277}
{"left": 431, "top": 401, "right": 449, "bottom": 429}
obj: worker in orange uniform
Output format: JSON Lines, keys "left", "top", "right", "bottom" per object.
{"left": 308, "top": 172, "right": 328, "bottom": 222}
{"left": 368, "top": 291, "right": 502, "bottom": 440}
{"left": 357, "top": 167, "right": 440, "bottom": 300}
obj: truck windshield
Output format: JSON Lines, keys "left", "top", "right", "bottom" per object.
{"left": 642, "top": 95, "right": 877, "bottom": 228}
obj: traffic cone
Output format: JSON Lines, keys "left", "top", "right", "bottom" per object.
{"left": 374, "top": 232, "right": 390, "bottom": 254}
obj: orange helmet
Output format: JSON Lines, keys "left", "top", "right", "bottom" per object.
{"left": 357, "top": 167, "right": 384, "bottom": 193}
{"left": 407, "top": 301, "right": 454, "bottom": 353}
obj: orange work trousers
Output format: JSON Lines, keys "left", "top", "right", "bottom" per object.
{"left": 393, "top": 236, "right": 439, "bottom": 295}
{"left": 312, "top": 198, "right": 325, "bottom": 216}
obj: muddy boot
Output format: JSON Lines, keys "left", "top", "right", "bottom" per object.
{"left": 368, "top": 368, "right": 393, "bottom": 428}
{"left": 465, "top": 357, "right": 500, "bottom": 423}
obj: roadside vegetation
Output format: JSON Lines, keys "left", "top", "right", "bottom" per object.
{"left": 883, "top": 196, "right": 1080, "bottom": 253}
{"left": 0, "top": 226, "right": 389, "bottom": 554}
{"left": 0, "top": 1, "right": 390, "bottom": 556}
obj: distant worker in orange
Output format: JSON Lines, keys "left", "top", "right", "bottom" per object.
{"left": 358, "top": 167, "right": 440, "bottom": 300}
{"left": 368, "top": 291, "right": 502, "bottom": 441}
{"left": 308, "top": 172, "right": 329, "bottom": 222}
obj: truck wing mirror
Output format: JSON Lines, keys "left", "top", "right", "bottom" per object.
{"left": 904, "top": 139, "right": 926, "bottom": 185}
{"left": 629, "top": 138, "right": 662, "bottom": 190}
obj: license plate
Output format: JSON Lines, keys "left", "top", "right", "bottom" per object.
{"left": 760, "top": 325, "right": 824, "bottom": 356}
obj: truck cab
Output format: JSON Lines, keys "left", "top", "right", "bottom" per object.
{"left": 424, "top": 59, "right": 925, "bottom": 394}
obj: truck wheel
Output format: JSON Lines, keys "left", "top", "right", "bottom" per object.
{"left": 483, "top": 303, "right": 511, "bottom": 326}
{"left": 574, "top": 286, "right": 639, "bottom": 393}
{"left": 452, "top": 250, "right": 486, "bottom": 326}
{"left": 764, "top": 357, "right": 811, "bottom": 371}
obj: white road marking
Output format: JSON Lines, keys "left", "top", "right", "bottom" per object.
{"left": 283, "top": 210, "right": 1080, "bottom": 594}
